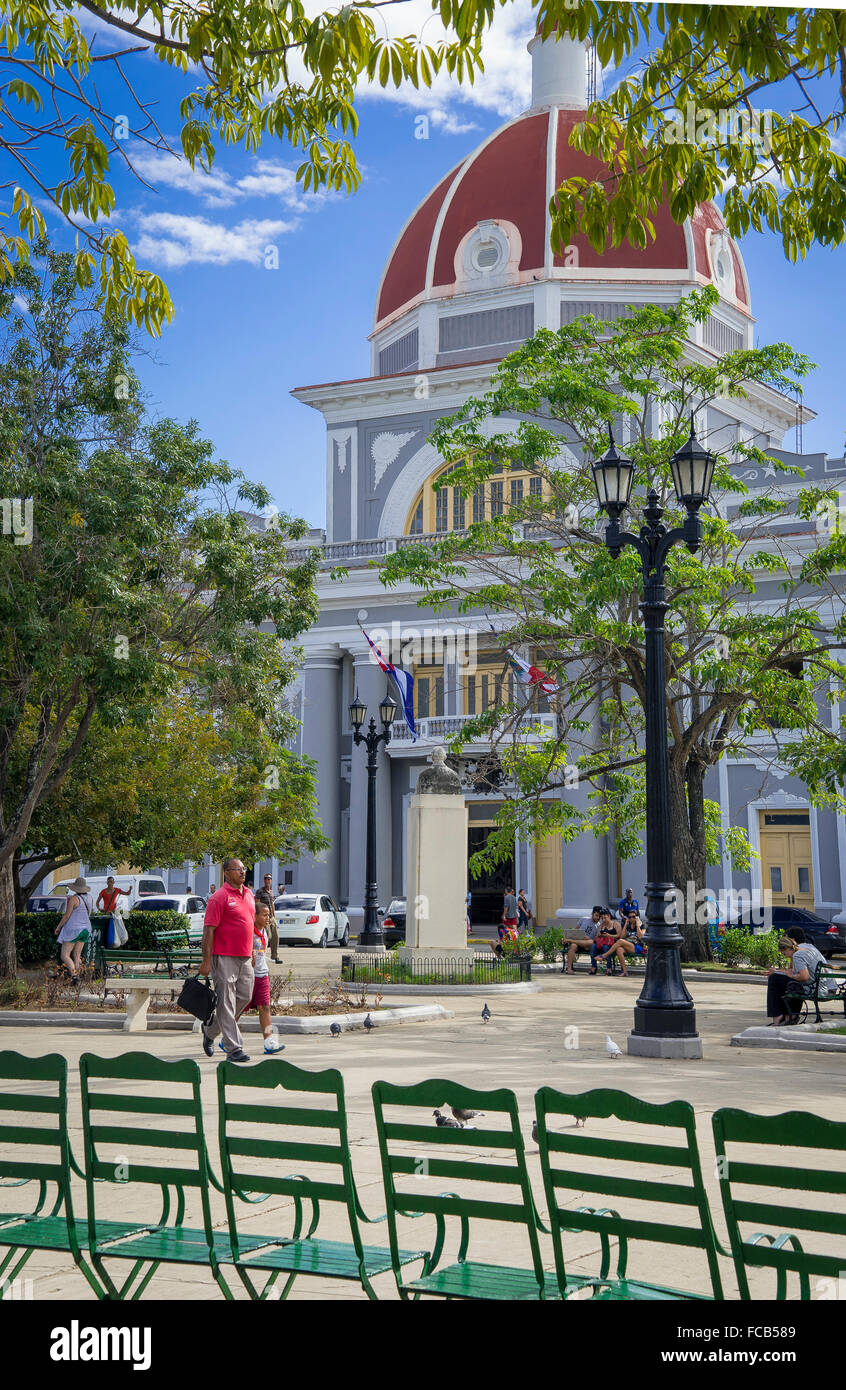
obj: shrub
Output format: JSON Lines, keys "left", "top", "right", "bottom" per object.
{"left": 720, "top": 928, "right": 750, "bottom": 968}
{"left": 537, "top": 925, "right": 565, "bottom": 962}
{"left": 745, "top": 930, "right": 786, "bottom": 970}
{"left": 14, "top": 908, "right": 191, "bottom": 964}
{"left": 501, "top": 931, "right": 536, "bottom": 958}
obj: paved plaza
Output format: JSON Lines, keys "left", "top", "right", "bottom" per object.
{"left": 3, "top": 963, "right": 842, "bottom": 1302}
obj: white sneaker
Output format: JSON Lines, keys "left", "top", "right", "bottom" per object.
{"left": 264, "top": 1039, "right": 285, "bottom": 1054}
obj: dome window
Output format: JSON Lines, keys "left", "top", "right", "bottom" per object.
{"left": 709, "top": 231, "right": 734, "bottom": 294}
{"left": 473, "top": 241, "right": 501, "bottom": 271}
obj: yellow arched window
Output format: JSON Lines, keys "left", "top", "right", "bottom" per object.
{"left": 405, "top": 460, "right": 546, "bottom": 535}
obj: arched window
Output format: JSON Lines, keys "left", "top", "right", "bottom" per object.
{"left": 405, "top": 461, "right": 546, "bottom": 535}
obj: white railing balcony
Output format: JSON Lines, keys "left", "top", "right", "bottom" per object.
{"left": 388, "top": 711, "right": 557, "bottom": 748}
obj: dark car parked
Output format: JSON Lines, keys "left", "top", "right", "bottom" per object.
{"left": 726, "top": 906, "right": 846, "bottom": 959}
{"left": 25, "top": 894, "right": 68, "bottom": 912}
{"left": 381, "top": 899, "right": 406, "bottom": 946}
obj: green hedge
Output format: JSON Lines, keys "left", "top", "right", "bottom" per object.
{"left": 15, "top": 909, "right": 191, "bottom": 964}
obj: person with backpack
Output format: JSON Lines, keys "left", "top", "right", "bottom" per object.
{"left": 54, "top": 876, "right": 93, "bottom": 983}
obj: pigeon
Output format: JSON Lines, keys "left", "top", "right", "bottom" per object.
{"left": 330, "top": 1022, "right": 342, "bottom": 1039}
{"left": 363, "top": 1013, "right": 374, "bottom": 1032}
{"left": 606, "top": 1035, "right": 622, "bottom": 1058}
{"left": 433, "top": 1109, "right": 462, "bottom": 1128}
{"left": 531, "top": 1118, "right": 539, "bottom": 1145}
{"left": 481, "top": 1003, "right": 491, "bottom": 1024}
{"left": 451, "top": 1105, "right": 484, "bottom": 1124}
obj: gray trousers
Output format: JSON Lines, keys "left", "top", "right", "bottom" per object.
{"left": 206, "top": 955, "right": 254, "bottom": 1055}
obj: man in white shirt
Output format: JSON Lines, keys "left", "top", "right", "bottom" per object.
{"left": 563, "top": 906, "right": 603, "bottom": 974}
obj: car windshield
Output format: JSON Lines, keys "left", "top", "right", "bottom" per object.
{"left": 385, "top": 901, "right": 406, "bottom": 914}
{"left": 276, "top": 897, "right": 316, "bottom": 911}
{"left": 131, "top": 899, "right": 180, "bottom": 912}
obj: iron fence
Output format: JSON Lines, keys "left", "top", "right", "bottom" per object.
{"left": 341, "top": 951, "right": 532, "bottom": 985}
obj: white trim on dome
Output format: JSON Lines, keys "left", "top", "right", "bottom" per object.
{"left": 545, "top": 108, "right": 557, "bottom": 276}
{"left": 371, "top": 160, "right": 463, "bottom": 336}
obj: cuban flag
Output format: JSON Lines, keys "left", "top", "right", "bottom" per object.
{"left": 360, "top": 627, "right": 417, "bottom": 741}
{"left": 507, "top": 649, "right": 559, "bottom": 696}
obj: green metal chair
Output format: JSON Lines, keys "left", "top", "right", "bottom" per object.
{"left": 371, "top": 1077, "right": 597, "bottom": 1300}
{"left": 0, "top": 1050, "right": 115, "bottom": 1299}
{"left": 713, "top": 1106, "right": 846, "bottom": 1299}
{"left": 215, "top": 1057, "right": 429, "bottom": 1299}
{"left": 79, "top": 1051, "right": 269, "bottom": 1300}
{"left": 535, "top": 1087, "right": 725, "bottom": 1300}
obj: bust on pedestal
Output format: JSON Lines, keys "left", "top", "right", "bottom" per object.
{"left": 399, "top": 747, "right": 474, "bottom": 975}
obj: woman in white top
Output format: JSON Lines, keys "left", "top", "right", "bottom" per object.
{"left": 54, "top": 876, "right": 93, "bottom": 983}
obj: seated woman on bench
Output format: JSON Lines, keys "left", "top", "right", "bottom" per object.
{"left": 766, "top": 931, "right": 833, "bottom": 1026}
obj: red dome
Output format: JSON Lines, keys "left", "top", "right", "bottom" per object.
{"left": 375, "top": 104, "right": 749, "bottom": 330}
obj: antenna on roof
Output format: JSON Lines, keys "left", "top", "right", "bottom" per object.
{"left": 586, "top": 41, "right": 597, "bottom": 105}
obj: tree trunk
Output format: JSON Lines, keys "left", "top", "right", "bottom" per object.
{"left": 667, "top": 757, "right": 711, "bottom": 962}
{"left": 12, "top": 854, "right": 76, "bottom": 913}
{"left": 0, "top": 856, "right": 17, "bottom": 979}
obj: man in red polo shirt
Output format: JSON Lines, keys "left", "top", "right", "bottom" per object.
{"left": 200, "top": 857, "right": 255, "bottom": 1063}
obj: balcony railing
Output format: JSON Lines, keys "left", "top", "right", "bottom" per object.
{"left": 284, "top": 527, "right": 563, "bottom": 567}
{"left": 388, "top": 711, "right": 557, "bottom": 747}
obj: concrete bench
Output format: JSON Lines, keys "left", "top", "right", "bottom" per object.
{"left": 106, "top": 976, "right": 197, "bottom": 1033}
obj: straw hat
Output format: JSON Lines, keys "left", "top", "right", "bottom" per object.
{"left": 70, "top": 876, "right": 89, "bottom": 893}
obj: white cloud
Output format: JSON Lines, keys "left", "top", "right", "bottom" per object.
{"left": 132, "top": 151, "right": 237, "bottom": 207}
{"left": 135, "top": 212, "right": 298, "bottom": 267}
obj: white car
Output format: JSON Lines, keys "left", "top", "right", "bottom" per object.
{"left": 54, "top": 873, "right": 168, "bottom": 909}
{"left": 127, "top": 893, "right": 208, "bottom": 942}
{"left": 275, "top": 894, "right": 349, "bottom": 948}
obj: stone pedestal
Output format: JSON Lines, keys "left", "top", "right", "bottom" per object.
{"left": 398, "top": 748, "right": 472, "bottom": 975}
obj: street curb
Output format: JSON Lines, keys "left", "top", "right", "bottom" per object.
{"left": 343, "top": 981, "right": 541, "bottom": 996}
{"left": 731, "top": 1023, "right": 846, "bottom": 1051}
{"left": 0, "top": 1004, "right": 453, "bottom": 1033}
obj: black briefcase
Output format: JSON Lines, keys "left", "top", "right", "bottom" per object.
{"left": 177, "top": 974, "right": 217, "bottom": 1024}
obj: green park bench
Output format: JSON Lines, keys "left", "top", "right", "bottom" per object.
{"left": 713, "top": 1106, "right": 846, "bottom": 1299}
{"left": 0, "top": 1050, "right": 137, "bottom": 1300}
{"left": 785, "top": 960, "right": 846, "bottom": 1024}
{"left": 102, "top": 929, "right": 201, "bottom": 979}
{"left": 78, "top": 1050, "right": 270, "bottom": 1299}
{"left": 214, "top": 1057, "right": 429, "bottom": 1300}
{"left": 371, "top": 1076, "right": 600, "bottom": 1301}
{"left": 534, "top": 1087, "right": 725, "bottom": 1300}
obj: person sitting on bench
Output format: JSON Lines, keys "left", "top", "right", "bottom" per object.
{"left": 766, "top": 933, "right": 833, "bottom": 1026}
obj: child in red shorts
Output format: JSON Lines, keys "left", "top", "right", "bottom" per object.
{"left": 220, "top": 901, "right": 284, "bottom": 1055}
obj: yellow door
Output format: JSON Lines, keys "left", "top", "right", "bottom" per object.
{"left": 534, "top": 834, "right": 563, "bottom": 928}
{"left": 758, "top": 812, "right": 815, "bottom": 909}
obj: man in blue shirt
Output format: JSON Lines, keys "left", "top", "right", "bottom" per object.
{"left": 618, "top": 888, "right": 639, "bottom": 921}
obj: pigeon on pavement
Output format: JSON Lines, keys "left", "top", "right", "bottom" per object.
{"left": 363, "top": 1013, "right": 374, "bottom": 1032}
{"left": 433, "top": 1109, "right": 462, "bottom": 1128}
{"left": 451, "top": 1105, "right": 485, "bottom": 1124}
{"left": 481, "top": 1003, "right": 491, "bottom": 1024}
{"left": 330, "top": 1022, "right": 342, "bottom": 1039}
{"left": 606, "top": 1035, "right": 622, "bottom": 1058}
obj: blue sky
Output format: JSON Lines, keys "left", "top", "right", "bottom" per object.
{"left": 39, "top": 6, "right": 846, "bottom": 529}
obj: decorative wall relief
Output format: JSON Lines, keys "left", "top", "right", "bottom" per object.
{"left": 371, "top": 430, "right": 417, "bottom": 487}
{"left": 333, "top": 432, "right": 352, "bottom": 473}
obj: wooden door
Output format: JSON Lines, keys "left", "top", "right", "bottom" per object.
{"left": 758, "top": 812, "right": 815, "bottom": 908}
{"left": 534, "top": 833, "right": 563, "bottom": 928}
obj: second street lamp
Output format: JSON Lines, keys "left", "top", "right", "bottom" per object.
{"left": 349, "top": 686, "right": 397, "bottom": 949}
{"left": 591, "top": 416, "right": 715, "bottom": 1059}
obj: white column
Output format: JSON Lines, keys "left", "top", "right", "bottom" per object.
{"left": 300, "top": 645, "right": 343, "bottom": 897}
{"left": 831, "top": 669, "right": 846, "bottom": 925}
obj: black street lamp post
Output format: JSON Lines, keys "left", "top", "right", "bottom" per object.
{"left": 591, "top": 418, "right": 715, "bottom": 1058}
{"left": 349, "top": 687, "right": 397, "bottom": 949}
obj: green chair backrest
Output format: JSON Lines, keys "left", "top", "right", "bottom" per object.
{"left": 0, "top": 1051, "right": 78, "bottom": 1240}
{"left": 712, "top": 1106, "right": 846, "bottom": 1298}
{"left": 535, "top": 1087, "right": 723, "bottom": 1297}
{"left": 79, "top": 1052, "right": 214, "bottom": 1244}
{"left": 371, "top": 1077, "right": 547, "bottom": 1289}
{"left": 216, "top": 1057, "right": 366, "bottom": 1259}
